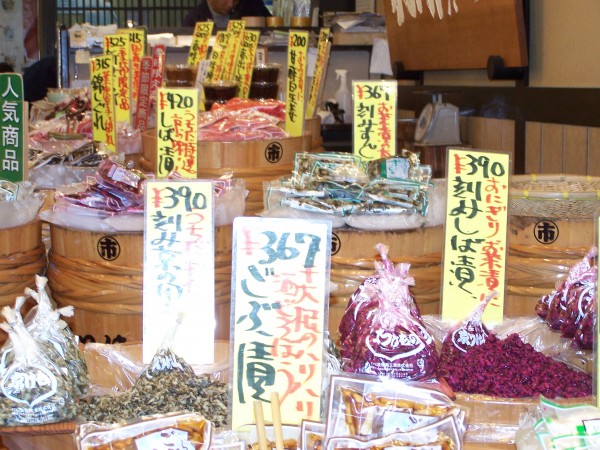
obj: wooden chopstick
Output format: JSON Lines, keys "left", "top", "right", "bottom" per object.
{"left": 270, "top": 392, "right": 285, "bottom": 450}
{"left": 254, "top": 400, "right": 269, "bottom": 450}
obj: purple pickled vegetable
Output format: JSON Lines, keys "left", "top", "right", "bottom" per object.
{"left": 440, "top": 333, "right": 592, "bottom": 399}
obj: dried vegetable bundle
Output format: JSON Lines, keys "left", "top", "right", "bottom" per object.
{"left": 0, "top": 306, "right": 78, "bottom": 425}
{"left": 535, "top": 247, "right": 597, "bottom": 350}
{"left": 338, "top": 244, "right": 438, "bottom": 381}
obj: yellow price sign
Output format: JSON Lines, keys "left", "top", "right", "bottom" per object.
{"left": 234, "top": 30, "right": 260, "bottom": 98}
{"left": 285, "top": 30, "right": 309, "bottom": 137}
{"left": 441, "top": 148, "right": 511, "bottom": 324}
{"left": 104, "top": 33, "right": 132, "bottom": 124}
{"left": 306, "top": 28, "right": 331, "bottom": 119}
{"left": 352, "top": 80, "right": 397, "bottom": 161}
{"left": 90, "top": 55, "right": 116, "bottom": 152}
{"left": 188, "top": 21, "right": 214, "bottom": 67}
{"left": 206, "top": 31, "right": 232, "bottom": 82}
{"left": 119, "top": 28, "right": 146, "bottom": 103}
{"left": 156, "top": 88, "right": 198, "bottom": 179}
{"left": 222, "top": 20, "right": 246, "bottom": 81}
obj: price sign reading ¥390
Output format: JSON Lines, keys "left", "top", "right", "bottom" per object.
{"left": 230, "top": 217, "right": 331, "bottom": 430}
{"left": 441, "top": 148, "right": 511, "bottom": 324}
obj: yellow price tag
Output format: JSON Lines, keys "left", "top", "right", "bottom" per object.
{"left": 206, "top": 31, "right": 232, "bottom": 82}
{"left": 104, "top": 33, "right": 132, "bottom": 124}
{"left": 90, "top": 55, "right": 116, "bottom": 152}
{"left": 285, "top": 30, "right": 309, "bottom": 137}
{"left": 188, "top": 21, "right": 214, "bottom": 67}
{"left": 234, "top": 30, "right": 260, "bottom": 99}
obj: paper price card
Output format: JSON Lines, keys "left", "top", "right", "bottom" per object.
{"left": 230, "top": 216, "right": 332, "bottom": 430}
{"left": 104, "top": 33, "right": 132, "bottom": 124}
{"left": 90, "top": 55, "right": 117, "bottom": 152}
{"left": 188, "top": 21, "right": 214, "bottom": 67}
{"left": 285, "top": 30, "right": 309, "bottom": 137}
{"left": 143, "top": 180, "right": 215, "bottom": 365}
{"left": 119, "top": 28, "right": 146, "bottom": 103}
{"left": 234, "top": 30, "right": 260, "bottom": 99}
{"left": 206, "top": 31, "right": 232, "bottom": 82}
{"left": 223, "top": 20, "right": 246, "bottom": 81}
{"left": 441, "top": 148, "right": 510, "bottom": 324}
{"left": 156, "top": 88, "right": 198, "bottom": 178}
{"left": 352, "top": 80, "right": 397, "bottom": 161}
{"left": 306, "top": 28, "right": 331, "bottom": 119}
{"left": 0, "top": 74, "right": 26, "bottom": 182}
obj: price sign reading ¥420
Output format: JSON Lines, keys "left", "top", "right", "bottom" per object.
{"left": 156, "top": 88, "right": 198, "bottom": 178}
{"left": 441, "top": 148, "right": 511, "bottom": 324}
{"left": 285, "top": 30, "right": 309, "bottom": 137}
{"left": 143, "top": 180, "right": 215, "bottom": 365}
{"left": 352, "top": 80, "right": 397, "bottom": 161}
{"left": 230, "top": 217, "right": 331, "bottom": 430}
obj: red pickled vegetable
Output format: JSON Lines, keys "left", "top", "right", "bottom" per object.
{"left": 439, "top": 333, "right": 592, "bottom": 399}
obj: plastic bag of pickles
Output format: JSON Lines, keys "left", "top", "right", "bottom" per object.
{"left": 0, "top": 305, "right": 79, "bottom": 426}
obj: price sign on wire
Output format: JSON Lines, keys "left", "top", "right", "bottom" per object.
{"left": 90, "top": 55, "right": 117, "bottom": 152}
{"left": 441, "top": 148, "right": 511, "bottom": 324}
{"left": 0, "top": 73, "right": 26, "bottom": 182}
{"left": 188, "top": 21, "right": 214, "bottom": 67}
{"left": 352, "top": 80, "right": 397, "bottom": 161}
{"left": 285, "top": 30, "right": 309, "bottom": 137}
{"left": 155, "top": 88, "right": 198, "bottom": 178}
{"left": 143, "top": 180, "right": 215, "bottom": 365}
{"left": 306, "top": 28, "right": 331, "bottom": 120}
{"left": 230, "top": 217, "right": 331, "bottom": 430}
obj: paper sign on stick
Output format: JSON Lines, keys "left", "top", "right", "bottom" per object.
{"left": 206, "top": 31, "right": 232, "bottom": 82}
{"left": 0, "top": 74, "right": 27, "bottom": 182}
{"left": 230, "top": 217, "right": 331, "bottom": 430}
{"left": 306, "top": 28, "right": 331, "bottom": 119}
{"left": 90, "top": 55, "right": 117, "bottom": 152}
{"left": 352, "top": 80, "right": 397, "bottom": 161}
{"left": 134, "top": 56, "right": 152, "bottom": 131}
{"left": 156, "top": 88, "right": 198, "bottom": 178}
{"left": 104, "top": 33, "right": 132, "bottom": 124}
{"left": 143, "top": 180, "right": 215, "bottom": 365}
{"left": 188, "top": 21, "right": 214, "bottom": 67}
{"left": 222, "top": 20, "right": 246, "bottom": 81}
{"left": 119, "top": 28, "right": 146, "bottom": 103}
{"left": 441, "top": 148, "right": 511, "bottom": 323}
{"left": 285, "top": 30, "right": 309, "bottom": 137}
{"left": 234, "top": 30, "right": 260, "bottom": 99}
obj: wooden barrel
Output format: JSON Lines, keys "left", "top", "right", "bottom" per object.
{"left": 506, "top": 174, "right": 600, "bottom": 316}
{"left": 46, "top": 225, "right": 143, "bottom": 344}
{"left": 46, "top": 224, "right": 235, "bottom": 344}
{"left": 0, "top": 220, "right": 47, "bottom": 308}
{"left": 329, "top": 226, "right": 443, "bottom": 342}
{"left": 140, "top": 129, "right": 311, "bottom": 216}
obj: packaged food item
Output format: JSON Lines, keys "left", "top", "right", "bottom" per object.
{"left": 21, "top": 275, "right": 90, "bottom": 395}
{"left": 338, "top": 244, "right": 438, "bottom": 381}
{"left": 324, "top": 375, "right": 465, "bottom": 447}
{"left": 535, "top": 247, "right": 597, "bottom": 350}
{"left": 0, "top": 306, "right": 78, "bottom": 426}
{"left": 77, "top": 412, "right": 211, "bottom": 450}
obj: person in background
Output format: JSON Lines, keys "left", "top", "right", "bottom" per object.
{"left": 183, "top": 0, "right": 271, "bottom": 29}
{"left": 0, "top": 61, "right": 14, "bottom": 73}
{"left": 22, "top": 55, "right": 58, "bottom": 103}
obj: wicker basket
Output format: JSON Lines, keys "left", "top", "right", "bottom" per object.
{"left": 509, "top": 174, "right": 600, "bottom": 219}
